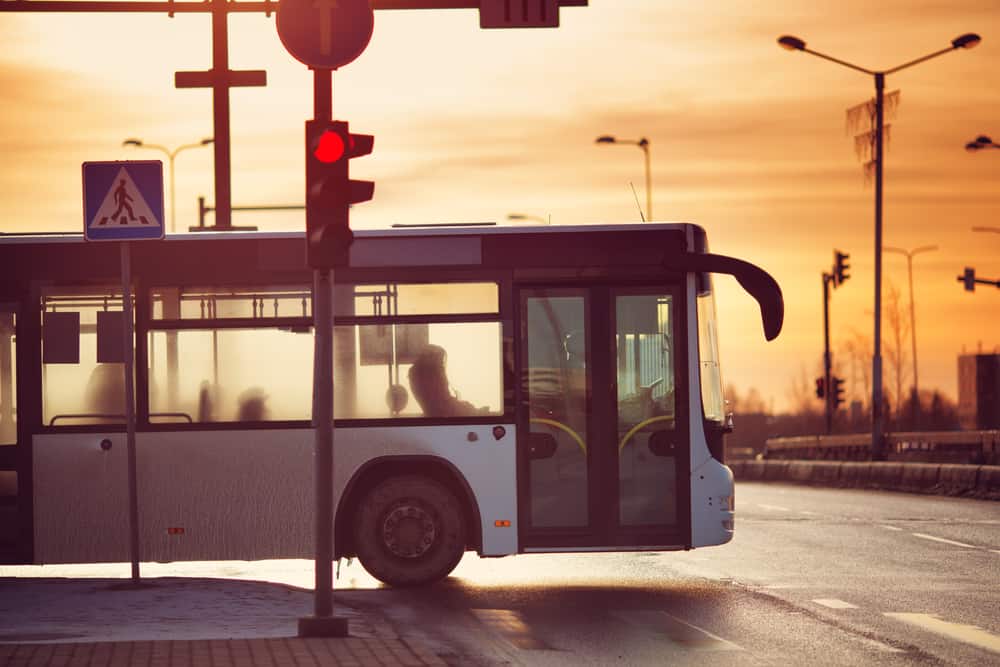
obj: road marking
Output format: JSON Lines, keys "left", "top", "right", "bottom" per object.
{"left": 911, "top": 533, "right": 977, "bottom": 549}
{"left": 885, "top": 613, "right": 1000, "bottom": 654}
{"left": 799, "top": 510, "right": 818, "bottom": 516}
{"left": 615, "top": 610, "right": 742, "bottom": 651}
{"left": 879, "top": 525, "right": 903, "bottom": 531}
{"left": 813, "top": 598, "right": 858, "bottom": 610}
{"left": 472, "top": 609, "right": 549, "bottom": 650}
{"left": 757, "top": 504, "right": 790, "bottom": 512}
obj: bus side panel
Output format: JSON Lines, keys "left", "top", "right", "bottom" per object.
{"left": 32, "top": 424, "right": 517, "bottom": 564}
{"left": 335, "top": 424, "right": 518, "bottom": 557}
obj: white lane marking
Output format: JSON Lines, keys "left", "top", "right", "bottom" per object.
{"left": 813, "top": 598, "right": 859, "bottom": 610}
{"left": 799, "top": 510, "right": 818, "bottom": 516}
{"left": 991, "top": 550, "right": 1000, "bottom": 555}
{"left": 615, "top": 610, "right": 743, "bottom": 651}
{"left": 911, "top": 533, "right": 977, "bottom": 549}
{"left": 879, "top": 525, "right": 904, "bottom": 531}
{"left": 885, "top": 613, "right": 1000, "bottom": 654}
{"left": 757, "top": 504, "right": 790, "bottom": 512}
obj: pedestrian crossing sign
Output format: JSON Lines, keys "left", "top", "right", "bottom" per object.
{"left": 83, "top": 161, "right": 165, "bottom": 241}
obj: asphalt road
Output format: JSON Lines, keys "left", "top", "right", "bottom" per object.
{"left": 336, "top": 482, "right": 1000, "bottom": 666}
{"left": 2, "top": 483, "right": 997, "bottom": 665}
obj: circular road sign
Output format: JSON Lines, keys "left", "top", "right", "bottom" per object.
{"left": 276, "top": 0, "right": 374, "bottom": 70}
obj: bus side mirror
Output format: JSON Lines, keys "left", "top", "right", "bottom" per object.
{"left": 527, "top": 432, "right": 557, "bottom": 459}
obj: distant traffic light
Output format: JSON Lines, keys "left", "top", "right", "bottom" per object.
{"left": 833, "top": 250, "right": 850, "bottom": 287}
{"left": 305, "top": 119, "right": 374, "bottom": 268}
{"left": 830, "top": 376, "right": 845, "bottom": 409}
{"left": 960, "top": 267, "right": 976, "bottom": 292}
{"left": 815, "top": 377, "right": 825, "bottom": 399}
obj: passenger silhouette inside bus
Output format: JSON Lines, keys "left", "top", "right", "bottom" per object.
{"left": 408, "top": 344, "right": 483, "bottom": 417}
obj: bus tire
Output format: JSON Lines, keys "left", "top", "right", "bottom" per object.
{"left": 353, "top": 475, "right": 466, "bottom": 587}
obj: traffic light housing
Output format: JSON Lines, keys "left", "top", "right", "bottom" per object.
{"left": 833, "top": 250, "right": 850, "bottom": 287}
{"left": 305, "top": 119, "right": 374, "bottom": 268}
{"left": 960, "top": 267, "right": 976, "bottom": 292}
{"left": 830, "top": 376, "right": 845, "bottom": 409}
{"left": 815, "top": 377, "right": 825, "bottom": 399}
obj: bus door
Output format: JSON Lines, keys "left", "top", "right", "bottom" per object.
{"left": 0, "top": 302, "right": 19, "bottom": 562}
{"left": 518, "top": 286, "right": 689, "bottom": 549}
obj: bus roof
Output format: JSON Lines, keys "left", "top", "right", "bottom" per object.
{"left": 0, "top": 222, "right": 700, "bottom": 245}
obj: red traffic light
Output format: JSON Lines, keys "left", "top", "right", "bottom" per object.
{"left": 314, "top": 130, "right": 346, "bottom": 163}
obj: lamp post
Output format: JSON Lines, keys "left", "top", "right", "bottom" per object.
{"left": 595, "top": 135, "right": 652, "bottom": 221}
{"left": 884, "top": 245, "right": 937, "bottom": 408}
{"left": 777, "top": 32, "right": 981, "bottom": 458}
{"left": 966, "top": 135, "right": 1000, "bottom": 151}
{"left": 123, "top": 137, "right": 214, "bottom": 233}
{"left": 506, "top": 213, "right": 550, "bottom": 225}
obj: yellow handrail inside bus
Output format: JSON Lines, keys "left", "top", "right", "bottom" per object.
{"left": 619, "top": 415, "right": 675, "bottom": 453}
{"left": 529, "top": 417, "right": 586, "bottom": 454}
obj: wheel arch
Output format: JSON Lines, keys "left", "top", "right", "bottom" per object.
{"left": 334, "top": 455, "right": 483, "bottom": 559}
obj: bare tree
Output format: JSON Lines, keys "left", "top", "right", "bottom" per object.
{"left": 883, "top": 282, "right": 911, "bottom": 427}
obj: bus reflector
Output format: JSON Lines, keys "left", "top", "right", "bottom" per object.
{"left": 167, "top": 527, "right": 185, "bottom": 535}
{"left": 494, "top": 520, "right": 511, "bottom": 527}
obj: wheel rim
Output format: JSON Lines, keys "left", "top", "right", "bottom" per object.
{"left": 381, "top": 502, "right": 437, "bottom": 559}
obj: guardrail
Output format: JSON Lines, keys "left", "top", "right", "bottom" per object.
{"left": 764, "top": 430, "right": 1000, "bottom": 465}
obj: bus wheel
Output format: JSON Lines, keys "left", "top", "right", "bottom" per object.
{"left": 353, "top": 475, "right": 466, "bottom": 587}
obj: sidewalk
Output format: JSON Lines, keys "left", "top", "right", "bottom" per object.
{"left": 0, "top": 568, "right": 448, "bottom": 666}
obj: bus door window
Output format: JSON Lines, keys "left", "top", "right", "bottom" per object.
{"left": 615, "top": 293, "right": 678, "bottom": 528}
{"left": 523, "top": 292, "right": 589, "bottom": 529}
{"left": 41, "top": 289, "right": 128, "bottom": 426}
{"left": 0, "top": 307, "right": 15, "bottom": 445}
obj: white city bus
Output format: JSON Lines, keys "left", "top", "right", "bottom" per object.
{"left": 0, "top": 223, "right": 782, "bottom": 586}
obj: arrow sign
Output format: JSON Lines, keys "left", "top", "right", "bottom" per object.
{"left": 277, "top": 0, "right": 374, "bottom": 70}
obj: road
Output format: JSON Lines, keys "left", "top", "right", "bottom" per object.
{"left": 336, "top": 482, "right": 1000, "bottom": 666}
{"left": 2, "top": 483, "right": 997, "bottom": 665}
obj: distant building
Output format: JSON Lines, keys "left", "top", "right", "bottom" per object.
{"left": 957, "top": 354, "right": 1000, "bottom": 429}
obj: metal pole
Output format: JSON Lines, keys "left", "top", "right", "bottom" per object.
{"left": 168, "top": 153, "right": 176, "bottom": 234}
{"left": 906, "top": 254, "right": 918, "bottom": 402}
{"left": 871, "top": 72, "right": 885, "bottom": 460}
{"left": 120, "top": 242, "right": 141, "bottom": 582}
{"left": 643, "top": 142, "right": 652, "bottom": 222}
{"left": 210, "top": 0, "right": 232, "bottom": 230}
{"left": 313, "top": 268, "right": 334, "bottom": 618}
{"left": 299, "top": 67, "right": 347, "bottom": 638}
{"left": 823, "top": 273, "right": 832, "bottom": 433}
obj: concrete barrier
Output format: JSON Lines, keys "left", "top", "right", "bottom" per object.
{"left": 868, "top": 462, "right": 904, "bottom": 489}
{"left": 899, "top": 463, "right": 941, "bottom": 492}
{"left": 937, "top": 464, "right": 980, "bottom": 492}
{"left": 729, "top": 460, "right": 996, "bottom": 499}
{"left": 975, "top": 466, "right": 1000, "bottom": 497}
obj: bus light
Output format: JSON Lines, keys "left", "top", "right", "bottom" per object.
{"left": 494, "top": 520, "right": 511, "bottom": 528}
{"left": 304, "top": 119, "right": 374, "bottom": 269}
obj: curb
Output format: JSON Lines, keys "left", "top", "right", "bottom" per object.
{"left": 731, "top": 460, "right": 1000, "bottom": 499}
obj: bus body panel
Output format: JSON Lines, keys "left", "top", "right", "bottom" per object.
{"left": 685, "top": 270, "right": 735, "bottom": 548}
{"left": 31, "top": 424, "right": 516, "bottom": 564}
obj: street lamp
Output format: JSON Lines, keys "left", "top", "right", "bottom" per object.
{"left": 506, "top": 213, "right": 550, "bottom": 225}
{"left": 122, "top": 137, "right": 214, "bottom": 233}
{"left": 595, "top": 135, "right": 652, "bottom": 221}
{"left": 884, "top": 244, "right": 937, "bottom": 407}
{"left": 777, "top": 32, "right": 981, "bottom": 458}
{"left": 965, "top": 135, "right": 1000, "bottom": 151}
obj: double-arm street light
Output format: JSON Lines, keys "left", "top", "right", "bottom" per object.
{"left": 595, "top": 135, "right": 652, "bottom": 221}
{"left": 777, "top": 32, "right": 981, "bottom": 458}
{"left": 884, "top": 245, "right": 938, "bottom": 405}
{"left": 123, "top": 137, "right": 214, "bottom": 233}
{"left": 966, "top": 135, "right": 999, "bottom": 151}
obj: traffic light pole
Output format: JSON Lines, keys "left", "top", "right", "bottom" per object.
{"left": 298, "top": 67, "right": 348, "bottom": 638}
{"left": 822, "top": 272, "right": 833, "bottom": 434}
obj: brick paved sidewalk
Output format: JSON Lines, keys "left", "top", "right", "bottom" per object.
{"left": 0, "top": 636, "right": 447, "bottom": 666}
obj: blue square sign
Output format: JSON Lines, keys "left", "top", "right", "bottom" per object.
{"left": 83, "top": 161, "right": 165, "bottom": 241}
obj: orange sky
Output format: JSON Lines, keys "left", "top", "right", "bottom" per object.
{"left": 2, "top": 0, "right": 999, "bottom": 413}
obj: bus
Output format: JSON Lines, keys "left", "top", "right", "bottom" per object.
{"left": 0, "top": 223, "right": 782, "bottom": 586}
